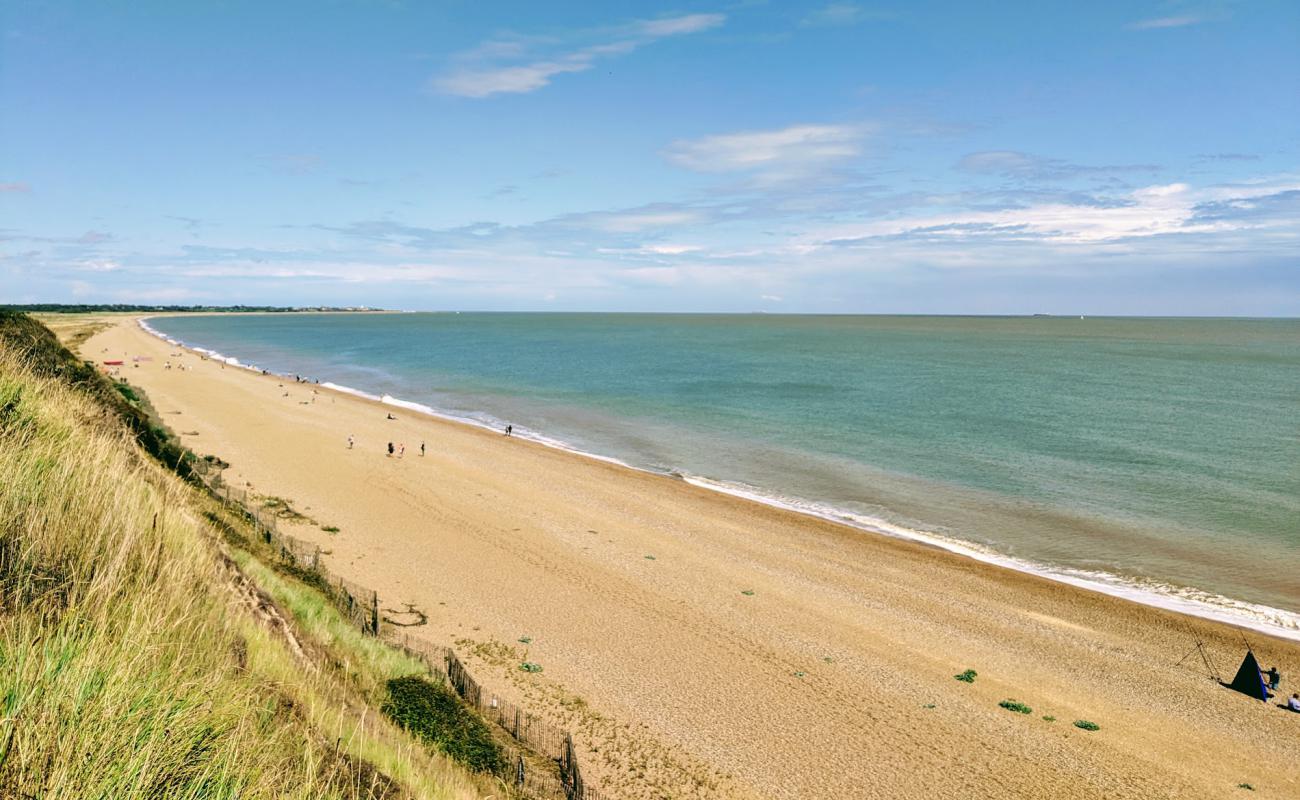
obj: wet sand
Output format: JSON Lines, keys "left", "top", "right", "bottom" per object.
{"left": 81, "top": 315, "right": 1300, "bottom": 800}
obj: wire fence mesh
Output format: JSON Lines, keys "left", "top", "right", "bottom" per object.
{"left": 192, "top": 461, "right": 604, "bottom": 799}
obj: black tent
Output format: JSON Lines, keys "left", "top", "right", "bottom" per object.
{"left": 1224, "top": 650, "right": 1269, "bottom": 701}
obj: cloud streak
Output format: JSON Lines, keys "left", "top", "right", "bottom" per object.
{"left": 663, "top": 123, "right": 869, "bottom": 183}
{"left": 1126, "top": 15, "right": 1203, "bottom": 30}
{"left": 433, "top": 13, "right": 725, "bottom": 98}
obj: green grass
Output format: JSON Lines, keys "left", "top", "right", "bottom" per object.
{"left": 998, "top": 699, "right": 1033, "bottom": 714}
{"left": 954, "top": 669, "right": 977, "bottom": 683}
{"left": 383, "top": 676, "right": 505, "bottom": 774}
{"left": 1073, "top": 720, "right": 1100, "bottom": 731}
{"left": 0, "top": 318, "right": 491, "bottom": 800}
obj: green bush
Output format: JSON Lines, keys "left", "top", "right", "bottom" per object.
{"left": 1073, "top": 720, "right": 1100, "bottom": 731}
{"left": 382, "top": 675, "right": 504, "bottom": 774}
{"left": 998, "top": 699, "right": 1032, "bottom": 714}
{"left": 954, "top": 669, "right": 977, "bottom": 683}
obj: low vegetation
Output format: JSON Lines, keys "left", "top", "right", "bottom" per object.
{"left": 998, "top": 699, "right": 1033, "bottom": 715}
{"left": 1073, "top": 720, "right": 1100, "bottom": 731}
{"left": 383, "top": 676, "right": 505, "bottom": 774}
{"left": 954, "top": 669, "right": 977, "bottom": 683}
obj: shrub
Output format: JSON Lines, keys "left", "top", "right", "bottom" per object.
{"left": 1042, "top": 715, "right": 1056, "bottom": 722}
{"left": 382, "top": 675, "right": 504, "bottom": 773}
{"left": 954, "top": 669, "right": 977, "bottom": 683}
{"left": 1073, "top": 720, "right": 1100, "bottom": 731}
{"left": 519, "top": 661, "right": 543, "bottom": 673}
{"left": 999, "top": 699, "right": 1032, "bottom": 714}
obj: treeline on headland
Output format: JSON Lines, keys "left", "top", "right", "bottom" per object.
{"left": 1, "top": 303, "right": 381, "bottom": 313}
{"left": 0, "top": 311, "right": 496, "bottom": 799}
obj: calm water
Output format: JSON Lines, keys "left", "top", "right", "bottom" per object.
{"left": 148, "top": 313, "right": 1300, "bottom": 632}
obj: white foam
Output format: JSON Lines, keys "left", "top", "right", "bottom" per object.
{"left": 136, "top": 316, "right": 1300, "bottom": 642}
{"left": 681, "top": 474, "right": 1300, "bottom": 642}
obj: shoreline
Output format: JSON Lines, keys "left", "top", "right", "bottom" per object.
{"left": 138, "top": 314, "right": 1300, "bottom": 644}
{"left": 86, "top": 313, "right": 1300, "bottom": 799}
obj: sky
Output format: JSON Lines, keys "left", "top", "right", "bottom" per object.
{"left": 2, "top": 1, "right": 1298, "bottom": 314}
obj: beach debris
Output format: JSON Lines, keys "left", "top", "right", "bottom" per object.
{"left": 740, "top": 589, "right": 755, "bottom": 596}
{"left": 321, "top": 525, "right": 339, "bottom": 533}
{"left": 519, "top": 661, "right": 543, "bottom": 673}
{"left": 518, "top": 636, "right": 532, "bottom": 644}
{"left": 922, "top": 703, "right": 936, "bottom": 709}
{"left": 1237, "top": 784, "right": 1254, "bottom": 791}
{"left": 823, "top": 657, "right": 833, "bottom": 663}
{"left": 793, "top": 671, "right": 806, "bottom": 678}
{"left": 381, "top": 603, "right": 428, "bottom": 628}
{"left": 644, "top": 554, "right": 656, "bottom": 560}
{"left": 1073, "top": 720, "right": 1100, "bottom": 731}
{"left": 998, "top": 699, "right": 1033, "bottom": 714}
{"left": 954, "top": 668, "right": 977, "bottom": 683}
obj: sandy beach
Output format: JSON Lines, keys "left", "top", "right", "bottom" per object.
{"left": 80, "top": 315, "right": 1300, "bottom": 800}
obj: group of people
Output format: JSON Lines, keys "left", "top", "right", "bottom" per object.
{"left": 350, "top": 414, "right": 516, "bottom": 458}
{"left": 1262, "top": 665, "right": 1300, "bottom": 712}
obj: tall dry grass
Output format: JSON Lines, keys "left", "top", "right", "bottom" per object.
{"left": 0, "top": 341, "right": 488, "bottom": 799}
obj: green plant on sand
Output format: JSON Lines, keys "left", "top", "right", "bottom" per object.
{"left": 1073, "top": 720, "right": 1100, "bottom": 731}
{"left": 954, "top": 668, "right": 977, "bottom": 683}
{"left": 999, "top": 699, "right": 1033, "bottom": 714}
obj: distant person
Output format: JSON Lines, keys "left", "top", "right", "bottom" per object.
{"left": 398, "top": 443, "right": 405, "bottom": 458}
{"left": 386, "top": 412, "right": 396, "bottom": 420}
{"left": 420, "top": 441, "right": 425, "bottom": 457}
{"left": 505, "top": 424, "right": 512, "bottom": 437}
{"left": 347, "top": 435, "right": 354, "bottom": 450}
{"left": 1289, "top": 693, "right": 1300, "bottom": 712}
{"left": 387, "top": 442, "right": 394, "bottom": 457}
{"left": 1265, "top": 666, "right": 1281, "bottom": 691}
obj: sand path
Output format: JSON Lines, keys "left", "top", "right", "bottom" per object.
{"left": 83, "top": 316, "right": 1300, "bottom": 800}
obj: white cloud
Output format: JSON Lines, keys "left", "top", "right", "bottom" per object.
{"left": 663, "top": 123, "right": 868, "bottom": 175}
{"left": 1126, "top": 15, "right": 1203, "bottom": 30}
{"left": 0, "top": 181, "right": 31, "bottom": 193}
{"left": 77, "top": 258, "right": 121, "bottom": 272}
{"left": 807, "top": 179, "right": 1300, "bottom": 250}
{"left": 801, "top": 4, "right": 865, "bottom": 28}
{"left": 433, "top": 13, "right": 724, "bottom": 98}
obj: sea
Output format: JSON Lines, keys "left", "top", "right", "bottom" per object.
{"left": 144, "top": 313, "right": 1300, "bottom": 640}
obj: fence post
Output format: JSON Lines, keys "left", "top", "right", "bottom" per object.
{"left": 515, "top": 754, "right": 525, "bottom": 788}
{"left": 370, "top": 590, "right": 379, "bottom": 635}
{"left": 514, "top": 708, "right": 521, "bottom": 740}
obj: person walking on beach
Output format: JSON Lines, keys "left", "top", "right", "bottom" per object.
{"left": 420, "top": 441, "right": 425, "bottom": 457}
{"left": 398, "top": 443, "right": 405, "bottom": 459}
{"left": 347, "top": 434, "right": 354, "bottom": 450}
{"left": 387, "top": 442, "right": 394, "bottom": 457}
{"left": 505, "top": 424, "right": 512, "bottom": 437}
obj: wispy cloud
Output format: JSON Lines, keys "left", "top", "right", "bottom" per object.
{"left": 433, "top": 13, "right": 725, "bottom": 98}
{"left": 663, "top": 123, "right": 869, "bottom": 181}
{"left": 809, "top": 178, "right": 1300, "bottom": 249}
{"left": 956, "top": 150, "right": 1160, "bottom": 181}
{"left": 1126, "top": 15, "right": 1204, "bottom": 30}
{"left": 799, "top": 4, "right": 890, "bottom": 28}
{"left": 0, "top": 182, "right": 31, "bottom": 193}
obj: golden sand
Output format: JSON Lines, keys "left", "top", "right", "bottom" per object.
{"left": 81, "top": 316, "right": 1300, "bottom": 800}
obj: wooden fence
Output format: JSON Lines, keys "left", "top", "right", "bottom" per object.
{"left": 192, "top": 462, "right": 605, "bottom": 800}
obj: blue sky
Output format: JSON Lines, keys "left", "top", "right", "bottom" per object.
{"left": 2, "top": 1, "right": 1297, "bottom": 313}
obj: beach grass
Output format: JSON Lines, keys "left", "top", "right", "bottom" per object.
{"left": 0, "top": 316, "right": 491, "bottom": 799}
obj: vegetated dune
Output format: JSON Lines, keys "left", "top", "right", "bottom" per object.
{"left": 0, "top": 313, "right": 494, "bottom": 800}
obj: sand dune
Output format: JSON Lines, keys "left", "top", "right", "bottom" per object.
{"left": 82, "top": 316, "right": 1300, "bottom": 800}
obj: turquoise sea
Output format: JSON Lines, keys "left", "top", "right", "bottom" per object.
{"left": 146, "top": 313, "right": 1300, "bottom": 638}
